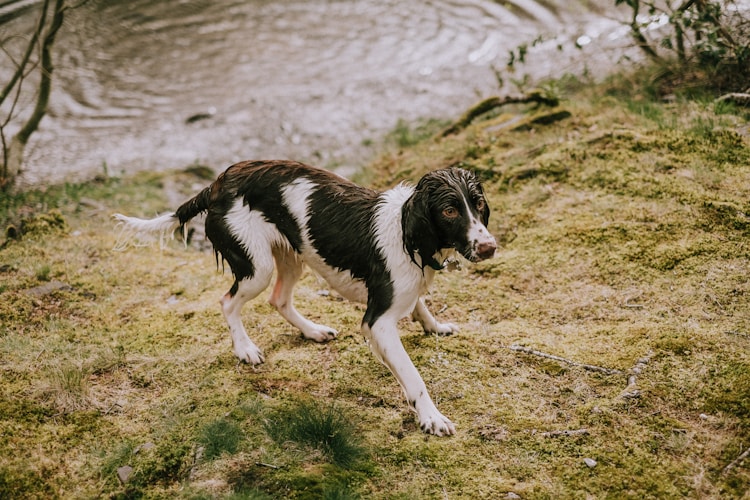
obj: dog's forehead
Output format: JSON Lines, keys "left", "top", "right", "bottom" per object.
{"left": 435, "top": 169, "right": 481, "bottom": 197}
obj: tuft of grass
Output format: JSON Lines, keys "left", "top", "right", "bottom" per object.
{"left": 35, "top": 264, "right": 51, "bottom": 282}
{"left": 198, "top": 418, "right": 244, "bottom": 460}
{"left": 264, "top": 400, "right": 367, "bottom": 469}
{"left": 386, "top": 118, "right": 449, "bottom": 148}
{"left": 45, "top": 362, "right": 91, "bottom": 413}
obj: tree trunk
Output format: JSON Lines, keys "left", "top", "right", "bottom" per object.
{"left": 2, "top": 0, "right": 65, "bottom": 190}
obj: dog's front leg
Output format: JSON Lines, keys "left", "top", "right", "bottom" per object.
{"left": 412, "top": 297, "right": 459, "bottom": 336}
{"left": 363, "top": 318, "right": 456, "bottom": 436}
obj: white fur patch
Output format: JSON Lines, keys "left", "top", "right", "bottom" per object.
{"left": 224, "top": 199, "right": 288, "bottom": 270}
{"left": 373, "top": 184, "right": 423, "bottom": 319}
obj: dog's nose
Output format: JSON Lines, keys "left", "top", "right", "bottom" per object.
{"left": 476, "top": 240, "right": 497, "bottom": 260}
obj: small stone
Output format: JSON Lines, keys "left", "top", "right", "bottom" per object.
{"left": 584, "top": 457, "right": 597, "bottom": 468}
{"left": 25, "top": 280, "right": 73, "bottom": 297}
{"left": 134, "top": 442, "right": 155, "bottom": 454}
{"left": 506, "top": 492, "right": 522, "bottom": 499}
{"left": 117, "top": 465, "right": 134, "bottom": 484}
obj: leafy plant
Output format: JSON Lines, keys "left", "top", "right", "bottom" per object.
{"left": 615, "top": 0, "right": 750, "bottom": 92}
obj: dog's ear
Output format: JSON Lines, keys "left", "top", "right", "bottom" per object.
{"left": 402, "top": 176, "right": 444, "bottom": 271}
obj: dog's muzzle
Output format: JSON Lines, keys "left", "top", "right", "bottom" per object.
{"left": 467, "top": 222, "right": 497, "bottom": 261}
{"left": 474, "top": 239, "right": 497, "bottom": 260}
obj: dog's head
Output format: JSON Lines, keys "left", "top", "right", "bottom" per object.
{"left": 402, "top": 167, "right": 497, "bottom": 270}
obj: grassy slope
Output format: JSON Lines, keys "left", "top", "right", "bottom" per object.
{"left": 1, "top": 80, "right": 749, "bottom": 498}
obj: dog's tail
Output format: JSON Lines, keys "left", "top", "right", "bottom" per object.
{"left": 113, "top": 185, "right": 212, "bottom": 250}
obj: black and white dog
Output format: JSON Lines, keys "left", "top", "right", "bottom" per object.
{"left": 115, "top": 160, "right": 496, "bottom": 435}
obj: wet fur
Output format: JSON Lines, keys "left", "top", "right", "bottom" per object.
{"left": 114, "top": 160, "right": 496, "bottom": 435}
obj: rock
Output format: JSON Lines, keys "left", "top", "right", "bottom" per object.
{"left": 25, "top": 280, "right": 73, "bottom": 297}
{"left": 117, "top": 465, "right": 133, "bottom": 484}
{"left": 134, "top": 442, "right": 155, "bottom": 454}
{"left": 584, "top": 457, "right": 598, "bottom": 468}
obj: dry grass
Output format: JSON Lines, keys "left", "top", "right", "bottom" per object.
{"left": 1, "top": 80, "right": 749, "bottom": 498}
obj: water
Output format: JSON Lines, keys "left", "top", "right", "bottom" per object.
{"left": 1, "top": 0, "right": 631, "bottom": 187}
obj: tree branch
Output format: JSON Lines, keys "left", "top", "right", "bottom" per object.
{"left": 0, "top": 0, "right": 50, "bottom": 108}
{"left": 508, "top": 344, "right": 623, "bottom": 375}
{"left": 723, "top": 445, "right": 750, "bottom": 475}
{"left": 440, "top": 90, "right": 559, "bottom": 137}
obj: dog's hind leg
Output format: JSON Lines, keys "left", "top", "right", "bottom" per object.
{"left": 221, "top": 268, "right": 273, "bottom": 365}
{"left": 269, "top": 249, "right": 338, "bottom": 342}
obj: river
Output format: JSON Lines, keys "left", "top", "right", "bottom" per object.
{"left": 1, "top": 0, "right": 633, "bottom": 187}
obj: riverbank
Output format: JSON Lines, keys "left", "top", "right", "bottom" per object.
{"left": 1, "top": 73, "right": 749, "bottom": 498}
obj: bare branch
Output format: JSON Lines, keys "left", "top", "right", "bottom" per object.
{"left": 541, "top": 429, "right": 590, "bottom": 438}
{"left": 0, "top": 0, "right": 50, "bottom": 108}
{"left": 722, "top": 445, "right": 750, "bottom": 475}
{"left": 626, "top": 0, "right": 665, "bottom": 63}
{"left": 440, "top": 90, "right": 559, "bottom": 137}
{"left": 620, "top": 352, "right": 653, "bottom": 399}
{"left": 508, "top": 344, "right": 623, "bottom": 375}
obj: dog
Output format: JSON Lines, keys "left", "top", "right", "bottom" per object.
{"left": 114, "top": 160, "right": 496, "bottom": 435}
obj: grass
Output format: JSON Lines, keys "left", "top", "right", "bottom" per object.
{"left": 264, "top": 400, "right": 368, "bottom": 469}
{"left": 1, "top": 72, "right": 749, "bottom": 498}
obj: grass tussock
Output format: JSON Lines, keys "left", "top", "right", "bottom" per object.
{"left": 1, "top": 72, "right": 749, "bottom": 498}
{"left": 264, "top": 399, "right": 368, "bottom": 469}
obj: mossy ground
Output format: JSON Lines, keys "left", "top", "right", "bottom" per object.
{"left": 1, "top": 76, "right": 749, "bottom": 498}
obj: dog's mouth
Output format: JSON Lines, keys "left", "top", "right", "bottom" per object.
{"left": 461, "top": 239, "right": 497, "bottom": 262}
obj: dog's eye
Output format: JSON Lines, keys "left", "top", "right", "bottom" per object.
{"left": 442, "top": 207, "right": 459, "bottom": 219}
{"left": 476, "top": 198, "right": 485, "bottom": 211}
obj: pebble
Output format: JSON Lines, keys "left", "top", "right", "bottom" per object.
{"left": 117, "top": 465, "right": 133, "bottom": 484}
{"left": 584, "top": 457, "right": 598, "bottom": 468}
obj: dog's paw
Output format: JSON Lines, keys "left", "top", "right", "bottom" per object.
{"left": 419, "top": 411, "right": 456, "bottom": 436}
{"left": 234, "top": 342, "right": 265, "bottom": 365}
{"left": 302, "top": 325, "right": 338, "bottom": 343}
{"left": 424, "top": 322, "right": 459, "bottom": 336}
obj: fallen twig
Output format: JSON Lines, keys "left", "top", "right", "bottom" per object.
{"left": 508, "top": 345, "right": 622, "bottom": 375}
{"left": 440, "top": 90, "right": 559, "bottom": 137}
{"left": 722, "top": 446, "right": 750, "bottom": 475}
{"left": 541, "top": 428, "right": 589, "bottom": 438}
{"left": 622, "top": 295, "right": 645, "bottom": 309}
{"left": 256, "top": 462, "right": 281, "bottom": 469}
{"left": 620, "top": 352, "right": 653, "bottom": 399}
{"left": 716, "top": 92, "right": 750, "bottom": 107}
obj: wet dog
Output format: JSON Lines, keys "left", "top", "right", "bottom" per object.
{"left": 115, "top": 160, "right": 496, "bottom": 435}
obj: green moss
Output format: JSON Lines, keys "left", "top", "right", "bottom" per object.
{"left": 1, "top": 76, "right": 750, "bottom": 497}
{"left": 702, "top": 361, "right": 750, "bottom": 422}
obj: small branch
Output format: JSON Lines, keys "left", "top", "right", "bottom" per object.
{"left": 440, "top": 90, "right": 559, "bottom": 137}
{"left": 715, "top": 93, "right": 750, "bottom": 107}
{"left": 0, "top": 0, "right": 50, "bottom": 108}
{"left": 508, "top": 345, "right": 623, "bottom": 375}
{"left": 722, "top": 446, "right": 750, "bottom": 475}
{"left": 626, "top": 0, "right": 665, "bottom": 64}
{"left": 256, "top": 462, "right": 281, "bottom": 469}
{"left": 724, "top": 330, "right": 749, "bottom": 339}
{"left": 620, "top": 352, "right": 653, "bottom": 399}
{"left": 541, "top": 428, "right": 589, "bottom": 438}
{"left": 622, "top": 295, "right": 645, "bottom": 309}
